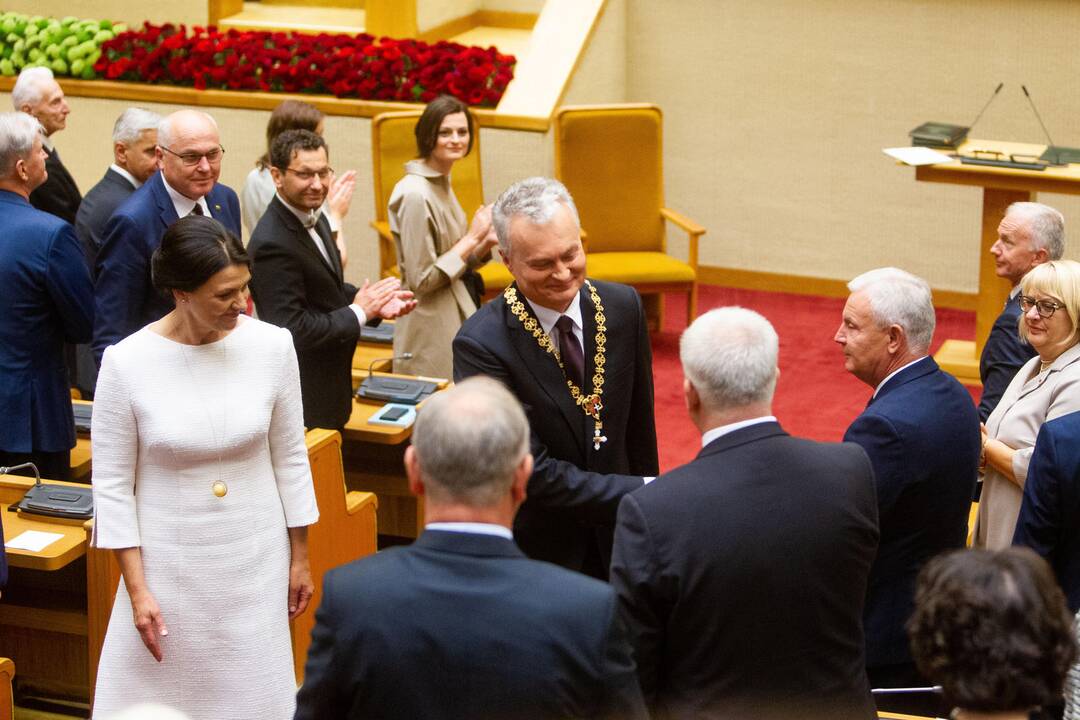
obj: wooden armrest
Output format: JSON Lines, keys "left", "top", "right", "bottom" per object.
{"left": 346, "top": 490, "right": 378, "bottom": 515}
{"left": 661, "top": 207, "right": 706, "bottom": 236}
{"left": 660, "top": 207, "right": 704, "bottom": 268}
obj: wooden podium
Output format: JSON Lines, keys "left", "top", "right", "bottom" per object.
{"left": 912, "top": 138, "right": 1080, "bottom": 384}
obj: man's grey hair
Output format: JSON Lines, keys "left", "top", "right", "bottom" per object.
{"left": 1007, "top": 201, "right": 1065, "bottom": 260}
{"left": 157, "top": 110, "right": 219, "bottom": 149}
{"left": 492, "top": 176, "right": 580, "bottom": 256}
{"left": 848, "top": 267, "right": 936, "bottom": 355}
{"left": 113, "top": 108, "right": 163, "bottom": 145}
{"left": 680, "top": 307, "right": 779, "bottom": 410}
{"left": 412, "top": 376, "right": 530, "bottom": 507}
{"left": 0, "top": 111, "right": 43, "bottom": 176}
{"left": 11, "top": 67, "right": 55, "bottom": 110}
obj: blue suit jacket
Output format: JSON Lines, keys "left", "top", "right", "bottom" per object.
{"left": 92, "top": 172, "right": 240, "bottom": 363}
{"left": 978, "top": 294, "right": 1036, "bottom": 421}
{"left": 1014, "top": 410, "right": 1080, "bottom": 612}
{"left": 295, "top": 530, "right": 647, "bottom": 720}
{"left": 843, "top": 357, "right": 980, "bottom": 669}
{"left": 0, "top": 190, "right": 93, "bottom": 453}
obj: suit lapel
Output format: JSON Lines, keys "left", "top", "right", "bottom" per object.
{"left": 314, "top": 215, "right": 343, "bottom": 282}
{"left": 150, "top": 173, "right": 179, "bottom": 229}
{"left": 269, "top": 197, "right": 340, "bottom": 282}
{"left": 503, "top": 285, "right": 588, "bottom": 456}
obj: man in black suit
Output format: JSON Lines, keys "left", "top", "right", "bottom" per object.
{"left": 248, "top": 130, "right": 414, "bottom": 430}
{"left": 76, "top": 108, "right": 161, "bottom": 271}
{"left": 453, "top": 177, "right": 658, "bottom": 579}
{"left": 836, "top": 267, "right": 980, "bottom": 710}
{"left": 611, "top": 307, "right": 879, "bottom": 720}
{"left": 979, "top": 202, "right": 1064, "bottom": 420}
{"left": 92, "top": 109, "right": 243, "bottom": 364}
{"left": 12, "top": 67, "right": 81, "bottom": 225}
{"left": 295, "top": 376, "right": 647, "bottom": 720}
{"left": 70, "top": 108, "right": 161, "bottom": 398}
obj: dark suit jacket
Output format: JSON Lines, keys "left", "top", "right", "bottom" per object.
{"left": 92, "top": 171, "right": 240, "bottom": 364}
{"left": 75, "top": 167, "right": 136, "bottom": 272}
{"left": 295, "top": 530, "right": 647, "bottom": 720}
{"left": 0, "top": 191, "right": 93, "bottom": 453}
{"left": 611, "top": 422, "right": 879, "bottom": 720}
{"left": 979, "top": 293, "right": 1036, "bottom": 421}
{"left": 453, "top": 280, "right": 658, "bottom": 577}
{"left": 843, "top": 357, "right": 980, "bottom": 669}
{"left": 248, "top": 195, "right": 367, "bottom": 430}
{"left": 29, "top": 145, "right": 82, "bottom": 225}
{"left": 1014, "top": 410, "right": 1080, "bottom": 612}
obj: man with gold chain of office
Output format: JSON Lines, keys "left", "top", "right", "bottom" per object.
{"left": 454, "top": 177, "right": 658, "bottom": 579}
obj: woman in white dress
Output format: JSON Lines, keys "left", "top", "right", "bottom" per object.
{"left": 90, "top": 215, "right": 319, "bottom": 719}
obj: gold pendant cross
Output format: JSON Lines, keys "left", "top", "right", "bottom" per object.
{"left": 593, "top": 428, "right": 608, "bottom": 450}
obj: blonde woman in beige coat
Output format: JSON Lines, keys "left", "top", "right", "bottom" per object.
{"left": 976, "top": 260, "right": 1080, "bottom": 549}
{"left": 388, "top": 96, "right": 497, "bottom": 378}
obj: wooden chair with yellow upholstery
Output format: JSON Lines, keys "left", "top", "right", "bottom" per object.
{"left": 0, "top": 658, "right": 13, "bottom": 720}
{"left": 554, "top": 104, "right": 704, "bottom": 326}
{"left": 369, "top": 110, "right": 512, "bottom": 295}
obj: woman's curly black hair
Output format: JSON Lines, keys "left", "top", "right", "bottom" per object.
{"left": 908, "top": 547, "right": 1077, "bottom": 713}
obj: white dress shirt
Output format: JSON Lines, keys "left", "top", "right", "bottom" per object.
{"left": 425, "top": 522, "right": 514, "bottom": 540}
{"left": 701, "top": 416, "right": 778, "bottom": 448}
{"left": 161, "top": 175, "right": 211, "bottom": 218}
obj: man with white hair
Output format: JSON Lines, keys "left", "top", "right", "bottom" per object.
{"left": 92, "top": 109, "right": 241, "bottom": 364}
{"left": 0, "top": 111, "right": 93, "bottom": 480}
{"left": 611, "top": 307, "right": 879, "bottom": 720}
{"left": 835, "top": 267, "right": 980, "bottom": 706}
{"left": 12, "top": 66, "right": 81, "bottom": 224}
{"left": 75, "top": 107, "right": 162, "bottom": 270}
{"left": 979, "top": 202, "right": 1065, "bottom": 420}
{"left": 296, "top": 377, "right": 647, "bottom": 720}
{"left": 453, "top": 177, "right": 658, "bottom": 579}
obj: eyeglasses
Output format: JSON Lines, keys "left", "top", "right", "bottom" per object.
{"left": 1019, "top": 295, "right": 1065, "bottom": 319}
{"left": 160, "top": 145, "right": 225, "bottom": 166}
{"left": 285, "top": 167, "right": 334, "bottom": 182}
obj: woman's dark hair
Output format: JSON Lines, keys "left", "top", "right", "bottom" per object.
{"left": 415, "top": 94, "right": 474, "bottom": 159}
{"left": 270, "top": 129, "right": 327, "bottom": 171}
{"left": 151, "top": 215, "right": 249, "bottom": 295}
{"left": 908, "top": 547, "right": 1077, "bottom": 713}
{"left": 256, "top": 100, "right": 324, "bottom": 169}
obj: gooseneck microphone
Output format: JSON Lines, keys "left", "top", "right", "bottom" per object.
{"left": 367, "top": 352, "right": 413, "bottom": 381}
{"left": 967, "top": 81, "right": 1004, "bottom": 136}
{"left": 1022, "top": 85, "right": 1056, "bottom": 149}
{"left": 0, "top": 462, "right": 41, "bottom": 486}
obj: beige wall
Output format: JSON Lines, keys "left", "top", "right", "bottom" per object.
{"left": 0, "top": 0, "right": 206, "bottom": 26}
{"left": 626, "top": 0, "right": 1080, "bottom": 292}
{"left": 417, "top": 0, "right": 480, "bottom": 32}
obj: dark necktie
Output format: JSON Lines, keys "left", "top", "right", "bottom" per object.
{"left": 189, "top": 203, "right": 204, "bottom": 217}
{"left": 555, "top": 315, "right": 584, "bottom": 388}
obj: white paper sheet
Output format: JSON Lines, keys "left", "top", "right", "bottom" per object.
{"left": 6, "top": 529, "right": 64, "bottom": 552}
{"left": 883, "top": 146, "right": 956, "bottom": 166}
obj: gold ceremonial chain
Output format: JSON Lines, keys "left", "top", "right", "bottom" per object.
{"left": 504, "top": 281, "right": 609, "bottom": 450}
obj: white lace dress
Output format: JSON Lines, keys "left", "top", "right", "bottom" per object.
{"left": 90, "top": 317, "right": 319, "bottom": 719}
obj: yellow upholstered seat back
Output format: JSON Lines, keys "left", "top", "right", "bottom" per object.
{"left": 554, "top": 105, "right": 665, "bottom": 254}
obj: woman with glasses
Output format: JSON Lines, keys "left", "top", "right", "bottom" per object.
{"left": 387, "top": 95, "right": 498, "bottom": 379}
{"left": 975, "top": 259, "right": 1080, "bottom": 549}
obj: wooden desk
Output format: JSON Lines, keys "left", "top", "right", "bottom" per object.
{"left": 71, "top": 399, "right": 92, "bottom": 481}
{"left": 342, "top": 373, "right": 449, "bottom": 539}
{"left": 913, "top": 138, "right": 1080, "bottom": 383}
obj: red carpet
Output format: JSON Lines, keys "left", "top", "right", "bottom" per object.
{"left": 651, "top": 287, "right": 981, "bottom": 473}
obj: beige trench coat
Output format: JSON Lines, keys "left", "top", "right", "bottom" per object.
{"left": 388, "top": 160, "right": 480, "bottom": 379}
{"left": 975, "top": 342, "right": 1080, "bottom": 549}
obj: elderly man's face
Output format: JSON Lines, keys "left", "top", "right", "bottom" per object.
{"left": 503, "top": 202, "right": 586, "bottom": 312}
{"left": 992, "top": 212, "right": 1046, "bottom": 286}
{"left": 834, "top": 290, "right": 893, "bottom": 387}
{"left": 22, "top": 78, "right": 69, "bottom": 136}
{"left": 119, "top": 129, "right": 159, "bottom": 184}
{"left": 157, "top": 113, "right": 222, "bottom": 200}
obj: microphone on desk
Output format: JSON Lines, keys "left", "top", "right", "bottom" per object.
{"left": 367, "top": 352, "right": 413, "bottom": 382}
{"left": 5, "top": 462, "right": 95, "bottom": 521}
{"left": 356, "top": 352, "right": 438, "bottom": 405}
{"left": 966, "top": 81, "right": 1004, "bottom": 137}
{"left": 1020, "top": 84, "right": 1080, "bottom": 165}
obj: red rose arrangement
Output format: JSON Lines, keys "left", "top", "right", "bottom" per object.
{"left": 93, "top": 23, "right": 516, "bottom": 107}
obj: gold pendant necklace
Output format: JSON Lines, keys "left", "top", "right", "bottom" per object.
{"left": 504, "top": 280, "right": 608, "bottom": 450}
